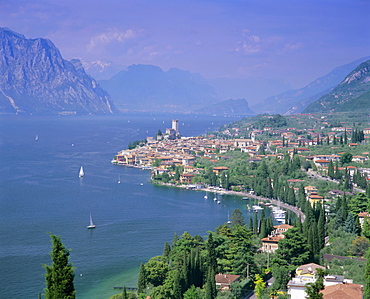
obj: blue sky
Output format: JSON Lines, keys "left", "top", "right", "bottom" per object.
{"left": 1, "top": 0, "right": 369, "bottom": 89}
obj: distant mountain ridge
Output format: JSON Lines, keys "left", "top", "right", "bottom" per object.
{"left": 303, "top": 59, "right": 370, "bottom": 113}
{"left": 80, "top": 59, "right": 125, "bottom": 80}
{"left": 0, "top": 27, "right": 117, "bottom": 115}
{"left": 257, "top": 56, "right": 370, "bottom": 115}
{"left": 99, "top": 64, "right": 220, "bottom": 113}
{"left": 197, "top": 98, "right": 255, "bottom": 116}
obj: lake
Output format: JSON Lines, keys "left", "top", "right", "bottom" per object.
{"left": 0, "top": 113, "right": 261, "bottom": 299}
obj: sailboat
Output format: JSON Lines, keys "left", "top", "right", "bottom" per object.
{"left": 79, "top": 166, "right": 84, "bottom": 178}
{"left": 87, "top": 213, "right": 96, "bottom": 229}
{"left": 227, "top": 211, "right": 232, "bottom": 224}
{"left": 204, "top": 191, "right": 208, "bottom": 199}
{"left": 35, "top": 134, "right": 39, "bottom": 141}
{"left": 118, "top": 175, "right": 121, "bottom": 184}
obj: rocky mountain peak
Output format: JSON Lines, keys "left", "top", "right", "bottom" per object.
{"left": 0, "top": 27, "right": 117, "bottom": 115}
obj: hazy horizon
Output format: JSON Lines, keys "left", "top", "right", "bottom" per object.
{"left": 1, "top": 0, "right": 369, "bottom": 92}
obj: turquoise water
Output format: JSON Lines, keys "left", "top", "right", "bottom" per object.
{"left": 0, "top": 114, "right": 261, "bottom": 299}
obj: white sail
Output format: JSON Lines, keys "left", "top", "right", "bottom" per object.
{"left": 87, "top": 213, "right": 96, "bottom": 229}
{"left": 79, "top": 166, "right": 84, "bottom": 177}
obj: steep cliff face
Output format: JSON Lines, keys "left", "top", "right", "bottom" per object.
{"left": 257, "top": 56, "right": 370, "bottom": 115}
{"left": 0, "top": 27, "right": 117, "bottom": 115}
{"left": 304, "top": 59, "right": 370, "bottom": 113}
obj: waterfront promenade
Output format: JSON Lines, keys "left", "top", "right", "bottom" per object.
{"left": 166, "top": 183, "right": 306, "bottom": 222}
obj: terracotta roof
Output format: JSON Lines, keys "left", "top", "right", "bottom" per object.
{"left": 320, "top": 283, "right": 363, "bottom": 299}
{"left": 315, "top": 159, "right": 330, "bottom": 163}
{"left": 274, "top": 224, "right": 293, "bottom": 229}
{"left": 358, "top": 212, "right": 370, "bottom": 218}
{"left": 215, "top": 273, "right": 240, "bottom": 285}
{"left": 261, "top": 235, "right": 284, "bottom": 242}
{"left": 297, "top": 263, "right": 326, "bottom": 275}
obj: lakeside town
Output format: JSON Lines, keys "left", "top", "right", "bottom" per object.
{"left": 111, "top": 114, "right": 370, "bottom": 299}
{"left": 112, "top": 116, "right": 370, "bottom": 192}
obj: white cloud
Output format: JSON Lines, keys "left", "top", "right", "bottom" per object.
{"left": 282, "top": 42, "right": 304, "bottom": 52}
{"left": 235, "top": 30, "right": 303, "bottom": 56}
{"left": 87, "top": 27, "right": 142, "bottom": 52}
{"left": 235, "top": 34, "right": 261, "bottom": 54}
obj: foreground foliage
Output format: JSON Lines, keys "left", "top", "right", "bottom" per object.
{"left": 44, "top": 234, "right": 75, "bottom": 299}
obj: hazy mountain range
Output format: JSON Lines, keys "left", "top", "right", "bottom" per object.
{"left": 257, "top": 56, "right": 370, "bottom": 115}
{"left": 0, "top": 27, "right": 368, "bottom": 116}
{"left": 99, "top": 64, "right": 220, "bottom": 113}
{"left": 196, "top": 98, "right": 254, "bottom": 116}
{"left": 303, "top": 59, "right": 370, "bottom": 113}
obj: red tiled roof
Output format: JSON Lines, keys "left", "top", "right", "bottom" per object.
{"left": 320, "top": 283, "right": 363, "bottom": 299}
{"left": 215, "top": 273, "right": 240, "bottom": 285}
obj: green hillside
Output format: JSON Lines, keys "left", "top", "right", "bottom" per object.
{"left": 304, "top": 59, "right": 370, "bottom": 113}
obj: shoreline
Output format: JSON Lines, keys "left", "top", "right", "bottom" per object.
{"left": 113, "top": 160, "right": 306, "bottom": 222}
{"left": 153, "top": 181, "right": 306, "bottom": 222}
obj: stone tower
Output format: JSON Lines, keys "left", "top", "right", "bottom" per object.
{"left": 172, "top": 119, "right": 179, "bottom": 132}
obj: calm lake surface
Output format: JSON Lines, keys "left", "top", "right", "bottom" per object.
{"left": 0, "top": 113, "right": 262, "bottom": 299}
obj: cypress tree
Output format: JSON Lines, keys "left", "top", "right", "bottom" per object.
{"left": 266, "top": 217, "right": 274, "bottom": 236}
{"left": 334, "top": 161, "right": 340, "bottom": 179}
{"left": 336, "top": 195, "right": 342, "bottom": 212}
{"left": 122, "top": 287, "right": 128, "bottom": 299}
{"left": 297, "top": 216, "right": 303, "bottom": 234}
{"left": 364, "top": 248, "right": 370, "bottom": 299}
{"left": 249, "top": 216, "right": 254, "bottom": 232}
{"left": 351, "top": 129, "right": 356, "bottom": 143}
{"left": 44, "top": 234, "right": 75, "bottom": 299}
{"left": 172, "top": 270, "right": 183, "bottom": 299}
{"left": 137, "top": 263, "right": 147, "bottom": 294}
{"left": 287, "top": 186, "right": 296, "bottom": 206}
{"left": 259, "top": 219, "right": 267, "bottom": 238}
{"left": 317, "top": 207, "right": 325, "bottom": 250}
{"left": 259, "top": 209, "right": 266, "bottom": 233}
{"left": 297, "top": 184, "right": 306, "bottom": 209}
{"left": 273, "top": 174, "right": 280, "bottom": 199}
{"left": 204, "top": 267, "right": 217, "bottom": 299}
{"left": 163, "top": 242, "right": 171, "bottom": 259}
{"left": 342, "top": 194, "right": 348, "bottom": 221}
{"left": 174, "top": 168, "right": 180, "bottom": 181}
{"left": 355, "top": 216, "right": 362, "bottom": 236}
{"left": 206, "top": 233, "right": 217, "bottom": 273}
{"left": 366, "top": 185, "right": 370, "bottom": 198}
{"left": 254, "top": 212, "right": 259, "bottom": 234}
{"left": 311, "top": 222, "right": 320, "bottom": 255}
{"left": 328, "top": 160, "right": 334, "bottom": 178}
{"left": 363, "top": 217, "right": 370, "bottom": 239}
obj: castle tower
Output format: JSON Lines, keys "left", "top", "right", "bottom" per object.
{"left": 172, "top": 119, "right": 179, "bottom": 132}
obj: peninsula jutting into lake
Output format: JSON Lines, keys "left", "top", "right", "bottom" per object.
{"left": 110, "top": 112, "right": 370, "bottom": 299}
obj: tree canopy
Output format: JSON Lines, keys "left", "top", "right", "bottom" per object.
{"left": 44, "top": 234, "right": 75, "bottom": 299}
